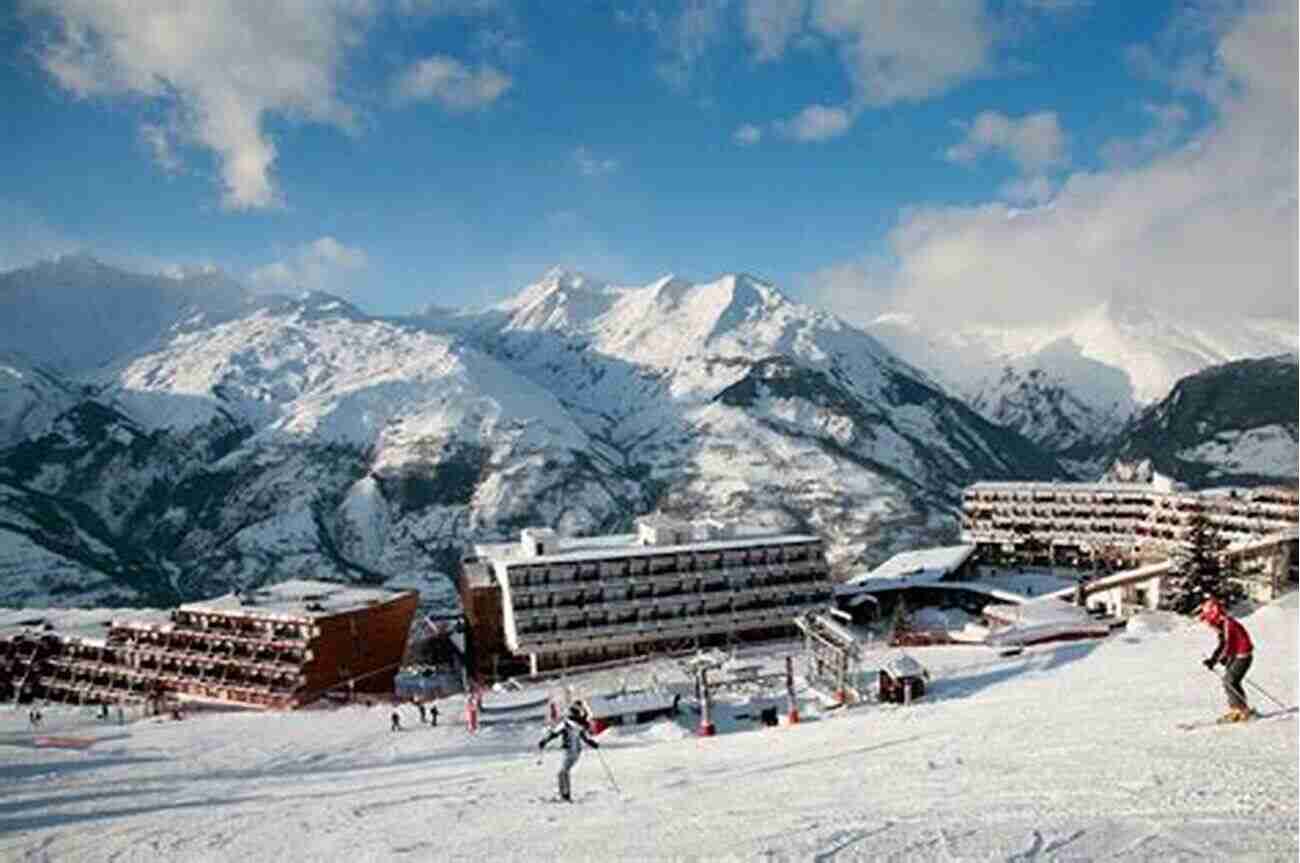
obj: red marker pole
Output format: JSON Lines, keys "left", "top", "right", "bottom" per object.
{"left": 785, "top": 655, "right": 799, "bottom": 725}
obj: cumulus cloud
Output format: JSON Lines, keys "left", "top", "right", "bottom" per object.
{"left": 733, "top": 123, "right": 763, "bottom": 146}
{"left": 572, "top": 147, "right": 619, "bottom": 177}
{"left": 24, "top": 0, "right": 371, "bottom": 211}
{"left": 945, "top": 110, "right": 1069, "bottom": 172}
{"left": 1100, "top": 102, "right": 1190, "bottom": 166}
{"left": 810, "top": 0, "right": 995, "bottom": 107}
{"left": 810, "top": 0, "right": 1297, "bottom": 329}
{"left": 776, "top": 104, "right": 851, "bottom": 141}
{"left": 391, "top": 55, "right": 512, "bottom": 110}
{"left": 249, "top": 237, "right": 368, "bottom": 297}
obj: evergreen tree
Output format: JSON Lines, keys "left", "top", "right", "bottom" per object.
{"left": 1162, "top": 512, "right": 1245, "bottom": 614}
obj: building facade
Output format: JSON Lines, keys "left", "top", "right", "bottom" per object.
{"left": 1, "top": 580, "right": 418, "bottom": 710}
{"left": 961, "top": 482, "right": 1298, "bottom": 600}
{"left": 460, "top": 517, "right": 835, "bottom": 682}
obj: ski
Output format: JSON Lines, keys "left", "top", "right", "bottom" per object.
{"left": 1178, "top": 706, "right": 1297, "bottom": 731}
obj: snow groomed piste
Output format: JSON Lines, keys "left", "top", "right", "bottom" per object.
{"left": 1, "top": 593, "right": 1295, "bottom": 860}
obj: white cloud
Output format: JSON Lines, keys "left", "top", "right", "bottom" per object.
{"left": 391, "top": 55, "right": 512, "bottom": 110}
{"left": 997, "top": 175, "right": 1055, "bottom": 205}
{"left": 811, "top": 0, "right": 1297, "bottom": 329}
{"left": 733, "top": 123, "right": 763, "bottom": 146}
{"left": 1100, "top": 102, "right": 1190, "bottom": 166}
{"left": 777, "top": 104, "right": 851, "bottom": 141}
{"left": 810, "top": 0, "right": 995, "bottom": 107}
{"left": 651, "top": 0, "right": 729, "bottom": 89}
{"left": 249, "top": 237, "right": 368, "bottom": 296}
{"left": 396, "top": 0, "right": 502, "bottom": 15}
{"left": 572, "top": 147, "right": 619, "bottom": 177}
{"left": 138, "top": 122, "right": 183, "bottom": 175}
{"left": 25, "top": 0, "right": 372, "bottom": 211}
{"left": 743, "top": 0, "right": 806, "bottom": 61}
{"left": 945, "top": 110, "right": 1069, "bottom": 172}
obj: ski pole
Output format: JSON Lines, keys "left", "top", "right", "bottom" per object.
{"left": 1244, "top": 678, "right": 1291, "bottom": 711}
{"left": 594, "top": 747, "right": 621, "bottom": 796}
{"left": 1205, "top": 664, "right": 1251, "bottom": 708}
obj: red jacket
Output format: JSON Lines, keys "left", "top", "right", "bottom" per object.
{"left": 1209, "top": 616, "right": 1253, "bottom": 664}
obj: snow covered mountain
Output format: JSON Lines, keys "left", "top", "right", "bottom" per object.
{"left": 0, "top": 262, "right": 1068, "bottom": 607}
{"left": 1105, "top": 354, "right": 1299, "bottom": 488}
{"left": 868, "top": 299, "right": 1298, "bottom": 475}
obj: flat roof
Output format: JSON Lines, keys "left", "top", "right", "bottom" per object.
{"left": 839, "top": 544, "right": 975, "bottom": 592}
{"left": 965, "top": 481, "right": 1176, "bottom": 495}
{"left": 180, "top": 579, "right": 415, "bottom": 622}
{"left": 485, "top": 530, "right": 822, "bottom": 568}
{"left": 0, "top": 607, "right": 172, "bottom": 645}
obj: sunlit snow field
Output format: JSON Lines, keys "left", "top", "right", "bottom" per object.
{"left": 2, "top": 595, "right": 1296, "bottom": 862}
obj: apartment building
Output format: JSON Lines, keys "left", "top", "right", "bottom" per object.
{"left": 961, "top": 482, "right": 1298, "bottom": 598}
{"left": 1, "top": 580, "right": 418, "bottom": 710}
{"left": 460, "top": 516, "right": 834, "bottom": 681}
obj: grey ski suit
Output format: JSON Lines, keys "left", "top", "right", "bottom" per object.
{"left": 538, "top": 716, "right": 599, "bottom": 800}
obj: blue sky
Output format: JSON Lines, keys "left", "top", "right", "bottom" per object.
{"left": 1, "top": 1, "right": 1294, "bottom": 326}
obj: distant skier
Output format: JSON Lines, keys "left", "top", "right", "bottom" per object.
{"left": 415, "top": 700, "right": 427, "bottom": 724}
{"left": 391, "top": 709, "right": 402, "bottom": 732}
{"left": 1199, "top": 596, "right": 1255, "bottom": 722}
{"left": 538, "top": 703, "right": 600, "bottom": 802}
{"left": 429, "top": 703, "right": 439, "bottom": 727}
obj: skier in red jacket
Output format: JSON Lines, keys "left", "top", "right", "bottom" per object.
{"left": 1199, "top": 596, "right": 1255, "bottom": 722}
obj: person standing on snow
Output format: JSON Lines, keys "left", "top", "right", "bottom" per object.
{"left": 1199, "top": 596, "right": 1255, "bottom": 722}
{"left": 537, "top": 703, "right": 600, "bottom": 802}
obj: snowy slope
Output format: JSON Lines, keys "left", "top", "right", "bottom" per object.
{"left": 1, "top": 594, "right": 1294, "bottom": 860}
{"left": 0, "top": 353, "right": 86, "bottom": 448}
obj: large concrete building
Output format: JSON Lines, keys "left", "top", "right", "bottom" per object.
{"left": 1, "top": 580, "right": 419, "bottom": 710}
{"left": 961, "top": 481, "right": 1298, "bottom": 600}
{"left": 460, "top": 516, "right": 835, "bottom": 682}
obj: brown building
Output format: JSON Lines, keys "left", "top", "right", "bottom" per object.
{"left": 1, "top": 580, "right": 418, "bottom": 710}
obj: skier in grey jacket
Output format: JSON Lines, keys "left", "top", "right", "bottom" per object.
{"left": 538, "top": 703, "right": 600, "bottom": 801}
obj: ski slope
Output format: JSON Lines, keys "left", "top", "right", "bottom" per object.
{"left": 2, "top": 596, "right": 1296, "bottom": 861}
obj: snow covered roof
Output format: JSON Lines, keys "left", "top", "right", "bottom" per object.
{"left": 965, "top": 480, "right": 1176, "bottom": 495}
{"left": 0, "top": 607, "right": 172, "bottom": 645}
{"left": 880, "top": 652, "right": 926, "bottom": 678}
{"left": 482, "top": 529, "right": 822, "bottom": 569}
{"left": 180, "top": 579, "right": 415, "bottom": 622}
{"left": 839, "top": 545, "right": 975, "bottom": 593}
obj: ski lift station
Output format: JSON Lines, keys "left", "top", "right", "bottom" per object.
{"left": 458, "top": 515, "right": 835, "bottom": 682}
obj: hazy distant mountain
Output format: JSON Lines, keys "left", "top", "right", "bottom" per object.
{"left": 868, "top": 299, "right": 1297, "bottom": 476}
{"left": 1105, "top": 354, "right": 1299, "bottom": 488}
{"left": 0, "top": 253, "right": 254, "bottom": 374}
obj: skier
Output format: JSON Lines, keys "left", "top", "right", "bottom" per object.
{"left": 415, "top": 700, "right": 427, "bottom": 724}
{"left": 537, "top": 702, "right": 600, "bottom": 802}
{"left": 391, "top": 709, "right": 402, "bottom": 732}
{"left": 429, "top": 703, "right": 439, "bottom": 727}
{"left": 1199, "top": 596, "right": 1255, "bottom": 722}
